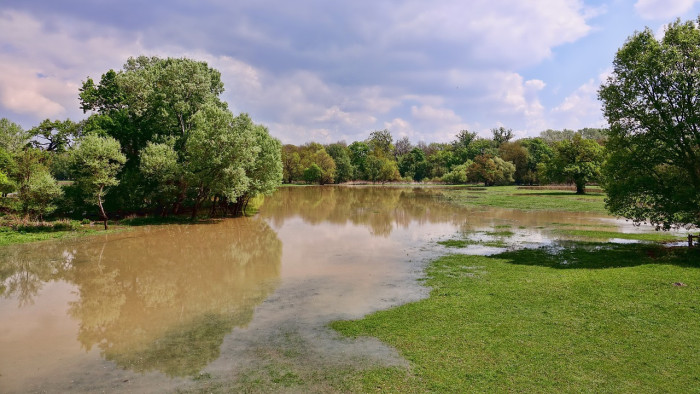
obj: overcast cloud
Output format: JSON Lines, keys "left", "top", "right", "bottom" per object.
{"left": 1, "top": 0, "right": 699, "bottom": 144}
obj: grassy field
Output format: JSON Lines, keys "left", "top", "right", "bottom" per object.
{"left": 441, "top": 185, "right": 608, "bottom": 214}
{"left": 332, "top": 244, "right": 700, "bottom": 392}
{"left": 328, "top": 185, "right": 699, "bottom": 392}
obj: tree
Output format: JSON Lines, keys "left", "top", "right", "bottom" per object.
{"left": 71, "top": 135, "right": 126, "bottom": 229}
{"left": 281, "top": 145, "right": 303, "bottom": 183}
{"left": 364, "top": 156, "right": 399, "bottom": 184}
{"left": 543, "top": 134, "right": 604, "bottom": 194}
{"left": 349, "top": 141, "right": 370, "bottom": 179}
{"left": 233, "top": 124, "right": 282, "bottom": 215}
{"left": 394, "top": 136, "right": 412, "bottom": 158}
{"left": 80, "top": 56, "right": 226, "bottom": 211}
{"left": 491, "top": 126, "right": 513, "bottom": 146}
{"left": 599, "top": 18, "right": 700, "bottom": 229}
{"left": 441, "top": 161, "right": 472, "bottom": 184}
{"left": 29, "top": 119, "right": 81, "bottom": 152}
{"left": 367, "top": 129, "right": 393, "bottom": 158}
{"left": 398, "top": 147, "right": 428, "bottom": 181}
{"left": 24, "top": 170, "right": 63, "bottom": 220}
{"left": 326, "top": 143, "right": 354, "bottom": 183}
{"left": 467, "top": 154, "right": 515, "bottom": 186}
{"left": 0, "top": 118, "right": 29, "bottom": 152}
{"left": 520, "top": 138, "right": 554, "bottom": 184}
{"left": 498, "top": 141, "right": 529, "bottom": 184}
{"left": 140, "top": 141, "right": 181, "bottom": 215}
{"left": 303, "top": 164, "right": 323, "bottom": 184}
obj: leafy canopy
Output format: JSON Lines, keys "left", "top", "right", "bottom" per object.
{"left": 599, "top": 18, "right": 700, "bottom": 229}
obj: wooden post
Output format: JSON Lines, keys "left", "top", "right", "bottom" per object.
{"left": 689, "top": 234, "right": 693, "bottom": 248}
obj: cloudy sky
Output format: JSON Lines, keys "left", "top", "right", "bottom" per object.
{"left": 1, "top": 0, "right": 699, "bottom": 144}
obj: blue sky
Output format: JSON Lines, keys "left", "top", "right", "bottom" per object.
{"left": 1, "top": 0, "right": 699, "bottom": 144}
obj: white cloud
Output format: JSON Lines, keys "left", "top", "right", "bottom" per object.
{"left": 550, "top": 71, "right": 608, "bottom": 130}
{"left": 0, "top": 10, "right": 144, "bottom": 121}
{"left": 635, "top": 0, "right": 699, "bottom": 20}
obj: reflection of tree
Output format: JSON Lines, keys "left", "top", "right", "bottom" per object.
{"left": 260, "top": 186, "right": 610, "bottom": 235}
{"left": 0, "top": 243, "right": 73, "bottom": 306}
{"left": 54, "top": 218, "right": 282, "bottom": 377}
{"left": 262, "top": 186, "right": 470, "bottom": 236}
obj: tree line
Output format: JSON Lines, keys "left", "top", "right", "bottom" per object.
{"left": 0, "top": 56, "right": 283, "bottom": 228}
{"left": 281, "top": 126, "right": 607, "bottom": 194}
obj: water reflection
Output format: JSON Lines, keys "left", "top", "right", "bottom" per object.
{"left": 260, "top": 186, "right": 612, "bottom": 236}
{"left": 1, "top": 186, "right": 626, "bottom": 392}
{"left": 0, "top": 218, "right": 281, "bottom": 381}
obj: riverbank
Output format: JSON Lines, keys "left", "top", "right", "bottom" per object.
{"left": 331, "top": 243, "right": 700, "bottom": 392}
{"left": 325, "top": 186, "right": 699, "bottom": 392}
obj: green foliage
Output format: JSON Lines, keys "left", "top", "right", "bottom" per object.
{"left": 366, "top": 129, "right": 393, "bottom": 158}
{"left": 303, "top": 163, "right": 323, "bottom": 184}
{"left": 70, "top": 134, "right": 126, "bottom": 227}
{"left": 348, "top": 141, "right": 370, "bottom": 179}
{"left": 398, "top": 147, "right": 428, "bottom": 181}
{"left": 441, "top": 161, "right": 471, "bottom": 184}
{"left": 498, "top": 141, "right": 529, "bottom": 184}
{"left": 326, "top": 143, "right": 354, "bottom": 183}
{"left": 0, "top": 117, "right": 29, "bottom": 152}
{"left": 364, "top": 155, "right": 400, "bottom": 183}
{"left": 23, "top": 170, "right": 63, "bottom": 219}
{"left": 29, "top": 119, "right": 81, "bottom": 152}
{"left": 490, "top": 126, "right": 513, "bottom": 146}
{"left": 467, "top": 154, "right": 515, "bottom": 186}
{"left": 599, "top": 18, "right": 700, "bottom": 229}
{"left": 543, "top": 134, "right": 604, "bottom": 194}
{"left": 281, "top": 144, "right": 303, "bottom": 183}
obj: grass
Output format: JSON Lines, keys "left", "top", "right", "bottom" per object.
{"left": 442, "top": 185, "right": 607, "bottom": 213}
{"left": 0, "top": 219, "right": 125, "bottom": 246}
{"left": 553, "top": 229, "right": 687, "bottom": 242}
{"left": 331, "top": 243, "right": 700, "bottom": 392}
{"left": 437, "top": 238, "right": 508, "bottom": 248}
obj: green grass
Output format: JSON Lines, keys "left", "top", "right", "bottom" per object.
{"left": 554, "top": 229, "right": 686, "bottom": 242}
{"left": 437, "top": 239, "right": 508, "bottom": 248}
{"left": 0, "top": 223, "right": 123, "bottom": 246}
{"left": 442, "top": 186, "right": 607, "bottom": 213}
{"left": 331, "top": 243, "right": 700, "bottom": 392}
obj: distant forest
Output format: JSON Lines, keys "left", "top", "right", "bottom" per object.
{"left": 282, "top": 127, "right": 607, "bottom": 194}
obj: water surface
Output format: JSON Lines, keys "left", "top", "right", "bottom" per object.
{"left": 0, "top": 186, "right": 651, "bottom": 392}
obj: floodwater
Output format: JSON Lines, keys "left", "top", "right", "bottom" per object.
{"left": 0, "top": 186, "right": 656, "bottom": 392}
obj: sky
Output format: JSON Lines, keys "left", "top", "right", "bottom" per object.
{"left": 1, "top": 0, "right": 699, "bottom": 145}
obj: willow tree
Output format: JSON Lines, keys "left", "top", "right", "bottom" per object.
{"left": 599, "top": 19, "right": 700, "bottom": 229}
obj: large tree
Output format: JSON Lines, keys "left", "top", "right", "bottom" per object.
{"left": 599, "top": 19, "right": 700, "bottom": 229}
{"left": 543, "top": 134, "right": 604, "bottom": 194}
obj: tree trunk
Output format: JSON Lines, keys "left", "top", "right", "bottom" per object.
{"left": 209, "top": 195, "right": 218, "bottom": 217}
{"left": 575, "top": 180, "right": 586, "bottom": 195}
{"left": 97, "top": 186, "right": 109, "bottom": 230}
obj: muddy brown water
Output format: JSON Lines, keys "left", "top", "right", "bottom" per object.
{"left": 0, "top": 186, "right": 650, "bottom": 392}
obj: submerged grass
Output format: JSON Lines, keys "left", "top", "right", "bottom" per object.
{"left": 442, "top": 185, "right": 607, "bottom": 213}
{"left": 331, "top": 243, "right": 700, "bottom": 392}
{"left": 554, "top": 229, "right": 686, "bottom": 242}
{"left": 0, "top": 220, "right": 124, "bottom": 246}
{"left": 438, "top": 238, "right": 508, "bottom": 248}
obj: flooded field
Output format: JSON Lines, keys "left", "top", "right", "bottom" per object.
{"left": 0, "top": 186, "right": 655, "bottom": 392}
